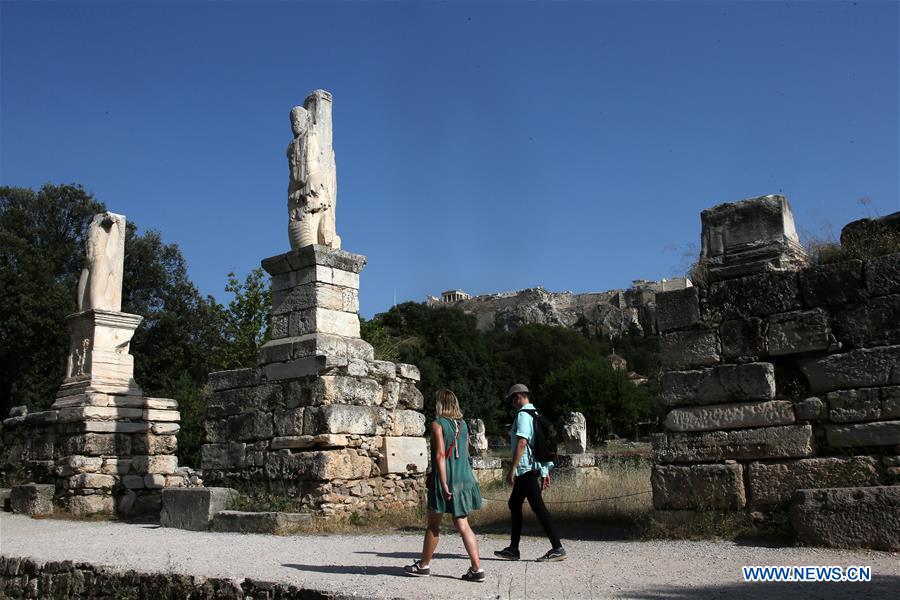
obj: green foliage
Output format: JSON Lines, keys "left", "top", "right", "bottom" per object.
{"left": 213, "top": 268, "right": 271, "bottom": 370}
{"left": 365, "top": 304, "right": 658, "bottom": 439}
{"left": 541, "top": 357, "right": 651, "bottom": 441}
{"left": 0, "top": 184, "right": 104, "bottom": 414}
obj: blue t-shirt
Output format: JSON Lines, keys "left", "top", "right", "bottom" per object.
{"left": 510, "top": 403, "right": 552, "bottom": 476}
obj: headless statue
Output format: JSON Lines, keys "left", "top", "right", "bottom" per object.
{"left": 77, "top": 212, "right": 126, "bottom": 312}
{"left": 287, "top": 89, "right": 341, "bottom": 250}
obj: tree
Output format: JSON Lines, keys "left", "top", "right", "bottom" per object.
{"left": 541, "top": 356, "right": 650, "bottom": 441}
{"left": 213, "top": 268, "right": 271, "bottom": 370}
{"left": 0, "top": 184, "right": 105, "bottom": 415}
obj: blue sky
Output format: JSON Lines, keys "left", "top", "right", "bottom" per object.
{"left": 2, "top": 1, "right": 898, "bottom": 317}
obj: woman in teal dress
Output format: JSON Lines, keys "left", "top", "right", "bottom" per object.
{"left": 404, "top": 389, "right": 484, "bottom": 582}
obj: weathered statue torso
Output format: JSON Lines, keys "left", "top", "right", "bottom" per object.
{"left": 77, "top": 212, "right": 126, "bottom": 312}
{"left": 287, "top": 89, "right": 341, "bottom": 249}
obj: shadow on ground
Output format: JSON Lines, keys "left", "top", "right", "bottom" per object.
{"left": 282, "top": 563, "right": 460, "bottom": 581}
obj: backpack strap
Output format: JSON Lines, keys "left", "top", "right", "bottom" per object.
{"left": 443, "top": 418, "right": 461, "bottom": 459}
{"left": 516, "top": 408, "right": 539, "bottom": 471}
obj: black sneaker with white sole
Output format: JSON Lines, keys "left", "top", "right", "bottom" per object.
{"left": 493, "top": 547, "right": 520, "bottom": 560}
{"left": 461, "top": 567, "right": 485, "bottom": 582}
{"left": 536, "top": 547, "right": 567, "bottom": 562}
{"left": 403, "top": 560, "right": 430, "bottom": 576}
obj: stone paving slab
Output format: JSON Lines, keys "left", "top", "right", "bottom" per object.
{"left": 1, "top": 513, "right": 899, "bottom": 599}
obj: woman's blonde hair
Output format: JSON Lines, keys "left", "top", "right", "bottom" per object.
{"left": 434, "top": 388, "right": 463, "bottom": 419}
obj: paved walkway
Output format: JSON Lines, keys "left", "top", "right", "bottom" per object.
{"left": 1, "top": 513, "right": 898, "bottom": 599}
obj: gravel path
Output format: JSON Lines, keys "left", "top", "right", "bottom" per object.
{"left": 1, "top": 513, "right": 898, "bottom": 599}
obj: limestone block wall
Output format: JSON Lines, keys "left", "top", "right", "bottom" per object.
{"left": 652, "top": 198, "right": 900, "bottom": 516}
{"left": 201, "top": 245, "right": 427, "bottom": 518}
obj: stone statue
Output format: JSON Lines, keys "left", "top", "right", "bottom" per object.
{"left": 77, "top": 212, "right": 126, "bottom": 312}
{"left": 287, "top": 89, "right": 341, "bottom": 250}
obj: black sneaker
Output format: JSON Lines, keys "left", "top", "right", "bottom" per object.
{"left": 536, "top": 547, "right": 567, "bottom": 562}
{"left": 461, "top": 567, "right": 485, "bottom": 582}
{"left": 493, "top": 547, "right": 520, "bottom": 560}
{"left": 403, "top": 560, "right": 430, "bottom": 576}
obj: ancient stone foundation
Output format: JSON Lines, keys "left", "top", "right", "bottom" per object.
{"left": 652, "top": 195, "right": 900, "bottom": 549}
{"left": 1, "top": 213, "right": 190, "bottom": 517}
{"left": 201, "top": 245, "right": 427, "bottom": 518}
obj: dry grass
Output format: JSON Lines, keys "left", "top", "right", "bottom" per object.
{"left": 301, "top": 459, "right": 654, "bottom": 539}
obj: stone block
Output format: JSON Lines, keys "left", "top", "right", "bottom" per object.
{"left": 790, "top": 486, "right": 900, "bottom": 551}
{"left": 160, "top": 487, "right": 239, "bottom": 531}
{"left": 210, "top": 511, "right": 312, "bottom": 535}
{"left": 55, "top": 455, "right": 102, "bottom": 476}
{"left": 131, "top": 455, "right": 178, "bottom": 475}
{"left": 144, "top": 474, "right": 166, "bottom": 489}
{"left": 700, "top": 195, "right": 807, "bottom": 282}
{"left": 471, "top": 456, "right": 502, "bottom": 469}
{"left": 651, "top": 463, "right": 745, "bottom": 510}
{"left": 121, "top": 475, "right": 146, "bottom": 489}
{"left": 884, "top": 386, "right": 900, "bottom": 418}
{"left": 766, "top": 309, "right": 831, "bottom": 355}
{"left": 833, "top": 295, "right": 900, "bottom": 349}
{"left": 659, "top": 328, "right": 720, "bottom": 370}
{"left": 828, "top": 388, "right": 881, "bottom": 423}
{"left": 313, "top": 376, "right": 382, "bottom": 406}
{"left": 270, "top": 434, "right": 350, "bottom": 450}
{"left": 57, "top": 406, "right": 143, "bottom": 422}
{"left": 9, "top": 483, "right": 55, "bottom": 517}
{"left": 652, "top": 424, "right": 813, "bottom": 464}
{"left": 284, "top": 307, "right": 360, "bottom": 338}
{"left": 380, "top": 437, "right": 428, "bottom": 474}
{"left": 258, "top": 333, "right": 374, "bottom": 364}
{"left": 381, "top": 381, "right": 400, "bottom": 409}
{"left": 67, "top": 494, "right": 114, "bottom": 517}
{"left": 264, "top": 354, "right": 348, "bottom": 382}
{"left": 61, "top": 433, "right": 130, "bottom": 456}
{"left": 708, "top": 271, "right": 803, "bottom": 319}
{"left": 228, "top": 410, "right": 273, "bottom": 441}
{"left": 656, "top": 287, "right": 701, "bottom": 333}
{"left": 799, "top": 260, "right": 865, "bottom": 307}
{"left": 388, "top": 410, "right": 426, "bottom": 436}
{"left": 207, "top": 368, "right": 262, "bottom": 392}
{"left": 201, "top": 442, "right": 247, "bottom": 470}
{"left": 272, "top": 282, "right": 359, "bottom": 316}
{"left": 865, "top": 252, "right": 900, "bottom": 296}
{"left": 800, "top": 345, "right": 900, "bottom": 393}
{"left": 659, "top": 363, "right": 775, "bottom": 408}
{"left": 152, "top": 422, "right": 180, "bottom": 435}
{"left": 794, "top": 397, "right": 827, "bottom": 421}
{"left": 720, "top": 317, "right": 767, "bottom": 361}
{"left": 304, "top": 404, "right": 388, "bottom": 435}
{"left": 563, "top": 412, "right": 588, "bottom": 453}
{"left": 273, "top": 408, "right": 305, "bottom": 436}
{"left": 265, "top": 449, "right": 373, "bottom": 480}
{"left": 131, "top": 434, "right": 177, "bottom": 455}
{"left": 208, "top": 384, "right": 285, "bottom": 417}
{"left": 748, "top": 457, "right": 880, "bottom": 507}
{"left": 65, "top": 473, "right": 115, "bottom": 489}
{"left": 664, "top": 400, "right": 794, "bottom": 432}
{"left": 22, "top": 410, "right": 58, "bottom": 425}
{"left": 78, "top": 421, "right": 149, "bottom": 433}
{"left": 144, "top": 408, "right": 180, "bottom": 422}
{"left": 825, "top": 421, "right": 900, "bottom": 448}
{"left": 398, "top": 382, "right": 424, "bottom": 409}
{"left": 397, "top": 363, "right": 421, "bottom": 381}
{"left": 262, "top": 245, "right": 367, "bottom": 276}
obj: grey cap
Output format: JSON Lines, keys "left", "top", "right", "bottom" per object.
{"left": 506, "top": 383, "right": 530, "bottom": 399}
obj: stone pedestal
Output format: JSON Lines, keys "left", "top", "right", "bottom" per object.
{"left": 48, "top": 309, "right": 183, "bottom": 517}
{"left": 701, "top": 195, "right": 807, "bottom": 282}
{"left": 57, "top": 310, "right": 144, "bottom": 398}
{"left": 202, "top": 245, "right": 427, "bottom": 518}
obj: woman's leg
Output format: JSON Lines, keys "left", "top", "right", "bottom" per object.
{"left": 453, "top": 516, "right": 482, "bottom": 571}
{"left": 420, "top": 509, "right": 443, "bottom": 566}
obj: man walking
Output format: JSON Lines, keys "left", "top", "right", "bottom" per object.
{"left": 494, "top": 384, "right": 567, "bottom": 562}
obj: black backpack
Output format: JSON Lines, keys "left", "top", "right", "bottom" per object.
{"left": 519, "top": 408, "right": 558, "bottom": 464}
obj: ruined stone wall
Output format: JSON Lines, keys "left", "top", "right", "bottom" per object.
{"left": 201, "top": 245, "right": 427, "bottom": 518}
{"left": 651, "top": 198, "right": 900, "bottom": 529}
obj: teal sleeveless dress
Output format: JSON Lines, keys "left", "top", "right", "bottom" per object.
{"left": 426, "top": 417, "right": 483, "bottom": 518}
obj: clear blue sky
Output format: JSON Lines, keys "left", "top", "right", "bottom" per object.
{"left": 2, "top": 1, "right": 898, "bottom": 317}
